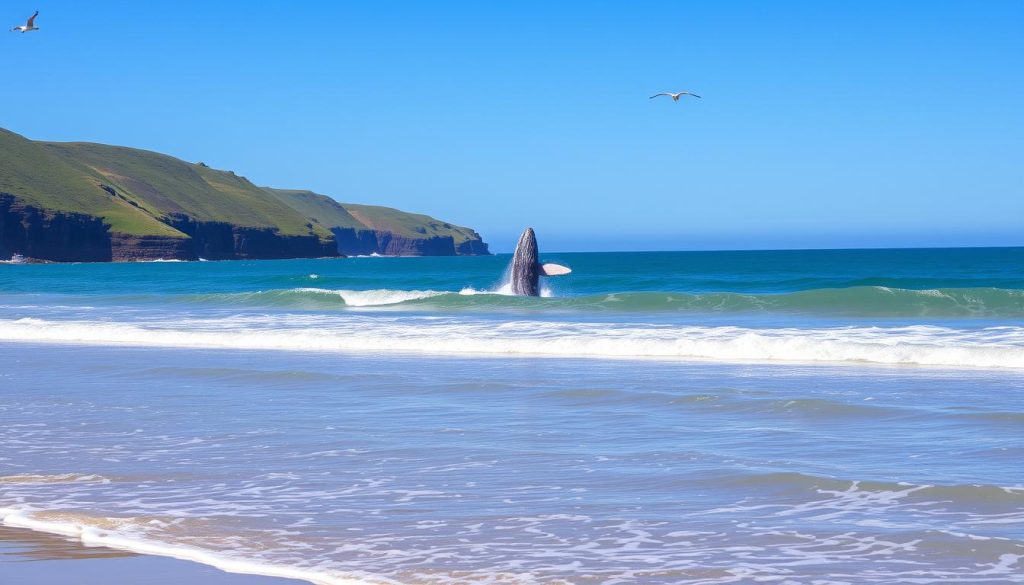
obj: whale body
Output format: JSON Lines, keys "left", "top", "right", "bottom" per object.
{"left": 509, "top": 228, "right": 571, "bottom": 296}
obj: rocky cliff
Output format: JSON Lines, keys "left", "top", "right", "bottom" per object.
{"left": 1, "top": 194, "right": 115, "bottom": 262}
{"left": 330, "top": 228, "right": 459, "bottom": 256}
{"left": 0, "top": 194, "right": 337, "bottom": 263}
{"left": 265, "top": 189, "right": 490, "bottom": 257}
{"left": 164, "top": 215, "right": 336, "bottom": 261}
{"left": 0, "top": 127, "right": 489, "bottom": 262}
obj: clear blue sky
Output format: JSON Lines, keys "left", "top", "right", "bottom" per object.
{"left": 2, "top": 1, "right": 1021, "bottom": 252}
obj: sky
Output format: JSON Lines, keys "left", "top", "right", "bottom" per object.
{"left": 1, "top": 1, "right": 1021, "bottom": 252}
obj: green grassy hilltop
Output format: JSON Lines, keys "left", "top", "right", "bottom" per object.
{"left": 0, "top": 128, "right": 488, "bottom": 260}
{"left": 0, "top": 128, "right": 183, "bottom": 237}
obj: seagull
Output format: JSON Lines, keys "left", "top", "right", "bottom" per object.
{"left": 650, "top": 91, "right": 701, "bottom": 101}
{"left": 11, "top": 11, "right": 39, "bottom": 33}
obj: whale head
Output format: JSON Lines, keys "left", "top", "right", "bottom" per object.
{"left": 508, "top": 228, "right": 570, "bottom": 296}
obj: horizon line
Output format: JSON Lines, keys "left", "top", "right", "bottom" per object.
{"left": 489, "top": 244, "right": 1024, "bottom": 255}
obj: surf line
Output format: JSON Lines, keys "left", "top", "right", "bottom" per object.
{"left": 0, "top": 507, "right": 389, "bottom": 585}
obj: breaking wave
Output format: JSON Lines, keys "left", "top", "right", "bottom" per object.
{"left": 165, "top": 286, "right": 1024, "bottom": 317}
{"left": 0, "top": 316, "right": 1021, "bottom": 369}
{"left": 295, "top": 288, "right": 446, "bottom": 307}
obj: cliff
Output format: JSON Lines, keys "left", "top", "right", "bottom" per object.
{"left": 0, "top": 128, "right": 488, "bottom": 262}
{"left": 264, "top": 190, "right": 490, "bottom": 257}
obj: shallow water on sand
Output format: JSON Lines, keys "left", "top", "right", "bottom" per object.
{"left": 1, "top": 344, "right": 1022, "bottom": 584}
{"left": 1, "top": 249, "right": 1023, "bottom": 583}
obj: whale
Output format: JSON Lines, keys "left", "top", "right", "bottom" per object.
{"left": 509, "top": 228, "right": 571, "bottom": 296}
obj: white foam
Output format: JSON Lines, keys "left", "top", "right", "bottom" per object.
{"left": 295, "top": 288, "right": 444, "bottom": 307}
{"left": 492, "top": 283, "right": 554, "bottom": 298}
{"left": 489, "top": 268, "right": 555, "bottom": 297}
{"left": 457, "top": 286, "right": 523, "bottom": 297}
{"left": 0, "top": 316, "right": 1021, "bottom": 369}
{"left": 0, "top": 507, "right": 394, "bottom": 585}
{"left": 0, "top": 473, "right": 110, "bottom": 484}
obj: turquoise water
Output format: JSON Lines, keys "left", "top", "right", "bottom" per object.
{"left": 3, "top": 248, "right": 1023, "bottom": 313}
{"left": 1, "top": 248, "right": 1022, "bottom": 583}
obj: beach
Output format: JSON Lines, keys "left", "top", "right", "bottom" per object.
{"left": 4, "top": 0, "right": 1021, "bottom": 580}
{"left": 1, "top": 250, "right": 1022, "bottom": 584}
{"left": 0, "top": 525, "right": 304, "bottom": 584}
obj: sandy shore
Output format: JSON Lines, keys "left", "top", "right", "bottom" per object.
{"left": 0, "top": 526, "right": 309, "bottom": 585}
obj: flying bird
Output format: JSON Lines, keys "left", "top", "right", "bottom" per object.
{"left": 11, "top": 11, "right": 39, "bottom": 33}
{"left": 650, "top": 91, "right": 701, "bottom": 101}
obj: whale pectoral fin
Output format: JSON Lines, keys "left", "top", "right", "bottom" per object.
{"left": 540, "top": 263, "right": 572, "bottom": 276}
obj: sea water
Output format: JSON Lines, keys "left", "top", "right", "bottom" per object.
{"left": 0, "top": 248, "right": 1022, "bottom": 584}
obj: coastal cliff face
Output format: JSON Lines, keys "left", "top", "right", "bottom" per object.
{"left": 265, "top": 189, "right": 491, "bottom": 257}
{"left": 109, "top": 233, "right": 194, "bottom": 262}
{"left": 1, "top": 194, "right": 114, "bottom": 262}
{"left": 0, "top": 127, "right": 489, "bottom": 262}
{"left": 329, "top": 228, "right": 379, "bottom": 256}
{"left": 375, "top": 232, "right": 457, "bottom": 256}
{"left": 165, "top": 215, "right": 336, "bottom": 261}
{"left": 1, "top": 196, "right": 337, "bottom": 263}
{"left": 330, "top": 227, "right": 484, "bottom": 257}
{"left": 455, "top": 238, "right": 491, "bottom": 256}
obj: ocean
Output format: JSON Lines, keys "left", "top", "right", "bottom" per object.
{"left": 1, "top": 248, "right": 1022, "bottom": 584}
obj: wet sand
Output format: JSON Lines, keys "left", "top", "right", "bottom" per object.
{"left": 0, "top": 526, "right": 308, "bottom": 585}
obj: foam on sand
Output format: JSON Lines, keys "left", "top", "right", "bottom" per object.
{"left": 0, "top": 507, "right": 395, "bottom": 585}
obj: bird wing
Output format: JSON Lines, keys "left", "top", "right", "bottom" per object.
{"left": 649, "top": 93, "right": 671, "bottom": 99}
{"left": 27, "top": 11, "right": 38, "bottom": 26}
{"left": 686, "top": 92, "right": 702, "bottom": 98}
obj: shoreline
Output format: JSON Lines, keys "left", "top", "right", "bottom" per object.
{"left": 1, "top": 505, "right": 387, "bottom": 585}
{"left": 0, "top": 508, "right": 385, "bottom": 585}
{"left": 0, "top": 524, "right": 311, "bottom": 585}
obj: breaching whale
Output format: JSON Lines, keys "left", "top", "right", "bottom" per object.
{"left": 509, "top": 228, "right": 571, "bottom": 296}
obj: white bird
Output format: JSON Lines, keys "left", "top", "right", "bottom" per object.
{"left": 11, "top": 11, "right": 39, "bottom": 33}
{"left": 650, "top": 91, "right": 701, "bottom": 101}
